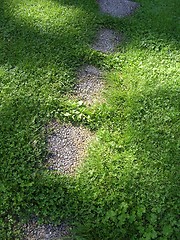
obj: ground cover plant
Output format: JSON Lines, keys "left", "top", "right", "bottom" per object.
{"left": 0, "top": 0, "right": 180, "bottom": 239}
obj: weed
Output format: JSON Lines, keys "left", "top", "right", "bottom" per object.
{"left": 0, "top": 0, "right": 179, "bottom": 239}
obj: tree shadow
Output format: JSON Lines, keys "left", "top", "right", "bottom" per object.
{"left": 1, "top": 0, "right": 179, "bottom": 238}
{"left": 1, "top": 0, "right": 100, "bottom": 94}
{"left": 66, "top": 85, "right": 180, "bottom": 239}
{"left": 52, "top": 0, "right": 99, "bottom": 12}
{"left": 120, "top": 0, "right": 179, "bottom": 47}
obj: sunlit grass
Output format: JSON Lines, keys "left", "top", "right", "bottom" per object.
{"left": 0, "top": 0, "right": 179, "bottom": 239}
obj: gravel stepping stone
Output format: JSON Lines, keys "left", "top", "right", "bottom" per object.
{"left": 92, "top": 29, "right": 122, "bottom": 53}
{"left": 46, "top": 122, "right": 93, "bottom": 174}
{"left": 74, "top": 65, "right": 105, "bottom": 105}
{"left": 97, "top": 0, "right": 140, "bottom": 18}
{"left": 23, "top": 219, "right": 71, "bottom": 240}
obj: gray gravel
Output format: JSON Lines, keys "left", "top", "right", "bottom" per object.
{"left": 92, "top": 29, "right": 122, "bottom": 53}
{"left": 23, "top": 219, "right": 71, "bottom": 240}
{"left": 46, "top": 122, "right": 93, "bottom": 174}
{"left": 74, "top": 65, "right": 105, "bottom": 105}
{"left": 97, "top": 0, "right": 140, "bottom": 18}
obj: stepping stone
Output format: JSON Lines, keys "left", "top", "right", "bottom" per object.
{"left": 23, "top": 218, "right": 71, "bottom": 240}
{"left": 97, "top": 0, "right": 139, "bottom": 18}
{"left": 46, "top": 122, "right": 93, "bottom": 175}
{"left": 74, "top": 65, "right": 105, "bottom": 105}
{"left": 92, "top": 29, "right": 122, "bottom": 53}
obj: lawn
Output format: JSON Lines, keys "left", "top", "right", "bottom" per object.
{"left": 0, "top": 0, "right": 180, "bottom": 239}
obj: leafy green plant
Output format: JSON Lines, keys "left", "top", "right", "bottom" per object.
{"left": 0, "top": 0, "right": 179, "bottom": 239}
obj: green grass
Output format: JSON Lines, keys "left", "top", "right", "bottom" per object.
{"left": 0, "top": 0, "right": 180, "bottom": 239}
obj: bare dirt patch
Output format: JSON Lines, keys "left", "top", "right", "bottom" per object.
{"left": 23, "top": 218, "right": 71, "bottom": 240}
{"left": 46, "top": 122, "right": 94, "bottom": 175}
{"left": 97, "top": 0, "right": 140, "bottom": 18}
{"left": 74, "top": 65, "right": 105, "bottom": 105}
{"left": 92, "top": 29, "right": 122, "bottom": 53}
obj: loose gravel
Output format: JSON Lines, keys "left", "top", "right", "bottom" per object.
{"left": 74, "top": 65, "right": 105, "bottom": 105}
{"left": 92, "top": 29, "right": 122, "bottom": 53}
{"left": 97, "top": 0, "right": 140, "bottom": 18}
{"left": 23, "top": 218, "right": 71, "bottom": 240}
{"left": 46, "top": 122, "right": 94, "bottom": 175}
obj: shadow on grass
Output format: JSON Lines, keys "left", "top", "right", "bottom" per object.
{"left": 1, "top": 0, "right": 100, "bottom": 92}
{"left": 67, "top": 86, "right": 180, "bottom": 239}
{"left": 122, "top": 0, "right": 180, "bottom": 49}
{"left": 0, "top": 0, "right": 179, "bottom": 239}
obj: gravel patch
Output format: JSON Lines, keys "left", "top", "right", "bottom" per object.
{"left": 74, "top": 65, "right": 105, "bottom": 105}
{"left": 92, "top": 29, "right": 122, "bottom": 53}
{"left": 97, "top": 0, "right": 140, "bottom": 18}
{"left": 46, "top": 122, "right": 94, "bottom": 174}
{"left": 23, "top": 218, "right": 72, "bottom": 240}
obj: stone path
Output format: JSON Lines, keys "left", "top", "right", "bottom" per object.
{"left": 24, "top": 0, "right": 139, "bottom": 239}
{"left": 74, "top": 65, "right": 104, "bottom": 105}
{"left": 23, "top": 219, "right": 71, "bottom": 240}
{"left": 46, "top": 121, "right": 94, "bottom": 175}
{"left": 97, "top": 0, "right": 139, "bottom": 18}
{"left": 92, "top": 29, "right": 122, "bottom": 53}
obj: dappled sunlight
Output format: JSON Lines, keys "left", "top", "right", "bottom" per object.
{"left": 6, "top": 0, "right": 86, "bottom": 35}
{"left": 1, "top": 0, "right": 179, "bottom": 239}
{"left": 1, "top": 0, "right": 99, "bottom": 108}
